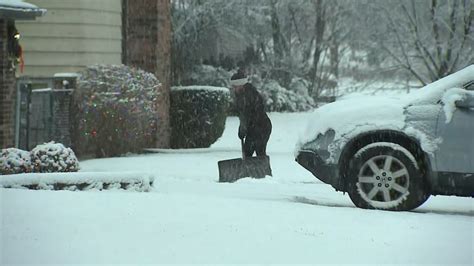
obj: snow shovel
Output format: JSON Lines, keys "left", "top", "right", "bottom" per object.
{"left": 218, "top": 139, "right": 272, "bottom": 183}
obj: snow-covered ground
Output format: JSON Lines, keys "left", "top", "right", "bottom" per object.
{"left": 1, "top": 113, "right": 473, "bottom": 265}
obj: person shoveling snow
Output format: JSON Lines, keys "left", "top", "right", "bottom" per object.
{"left": 218, "top": 69, "right": 272, "bottom": 182}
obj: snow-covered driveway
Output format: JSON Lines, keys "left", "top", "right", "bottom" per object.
{"left": 2, "top": 113, "right": 473, "bottom": 264}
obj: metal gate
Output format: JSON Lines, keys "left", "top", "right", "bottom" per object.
{"left": 16, "top": 78, "right": 54, "bottom": 150}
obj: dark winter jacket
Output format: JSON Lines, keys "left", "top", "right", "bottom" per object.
{"left": 235, "top": 83, "right": 272, "bottom": 141}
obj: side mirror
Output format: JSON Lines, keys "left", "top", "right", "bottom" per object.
{"left": 455, "top": 92, "right": 474, "bottom": 108}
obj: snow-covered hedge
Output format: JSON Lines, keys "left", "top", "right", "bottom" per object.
{"left": 72, "top": 64, "right": 160, "bottom": 157}
{"left": 0, "top": 172, "right": 154, "bottom": 192}
{"left": 0, "top": 148, "right": 32, "bottom": 175}
{"left": 31, "top": 142, "right": 79, "bottom": 173}
{"left": 289, "top": 78, "right": 312, "bottom": 98}
{"left": 258, "top": 79, "right": 315, "bottom": 112}
{"left": 170, "top": 86, "right": 230, "bottom": 148}
{"left": 181, "top": 65, "right": 231, "bottom": 88}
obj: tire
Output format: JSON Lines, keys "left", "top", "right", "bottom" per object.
{"left": 346, "top": 142, "right": 430, "bottom": 211}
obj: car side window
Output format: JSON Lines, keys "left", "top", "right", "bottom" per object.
{"left": 463, "top": 81, "right": 474, "bottom": 91}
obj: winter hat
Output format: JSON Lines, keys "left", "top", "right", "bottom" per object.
{"left": 230, "top": 69, "right": 248, "bottom": 86}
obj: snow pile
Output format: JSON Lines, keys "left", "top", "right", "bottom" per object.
{"left": 296, "top": 64, "right": 474, "bottom": 161}
{"left": 31, "top": 142, "right": 79, "bottom": 173}
{"left": 0, "top": 148, "right": 32, "bottom": 175}
{"left": 0, "top": 172, "right": 154, "bottom": 192}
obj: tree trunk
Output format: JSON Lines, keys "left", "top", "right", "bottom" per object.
{"left": 330, "top": 42, "right": 339, "bottom": 78}
{"left": 270, "top": 0, "right": 284, "bottom": 63}
{"left": 156, "top": 0, "right": 172, "bottom": 148}
{"left": 310, "top": 0, "right": 325, "bottom": 97}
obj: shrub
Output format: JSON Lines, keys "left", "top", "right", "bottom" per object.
{"left": 289, "top": 77, "right": 312, "bottom": 98}
{"left": 0, "top": 148, "right": 32, "bottom": 175}
{"left": 170, "top": 86, "right": 230, "bottom": 148}
{"left": 257, "top": 78, "right": 315, "bottom": 112}
{"left": 181, "top": 64, "right": 231, "bottom": 88}
{"left": 31, "top": 142, "right": 79, "bottom": 173}
{"left": 72, "top": 64, "right": 160, "bottom": 157}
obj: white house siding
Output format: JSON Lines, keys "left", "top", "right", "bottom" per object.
{"left": 16, "top": 0, "right": 122, "bottom": 77}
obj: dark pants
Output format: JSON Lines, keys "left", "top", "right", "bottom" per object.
{"left": 243, "top": 128, "right": 271, "bottom": 158}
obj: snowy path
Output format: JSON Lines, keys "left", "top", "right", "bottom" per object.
{"left": 2, "top": 113, "right": 473, "bottom": 264}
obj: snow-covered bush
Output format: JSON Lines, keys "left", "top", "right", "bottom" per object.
{"left": 0, "top": 148, "right": 32, "bottom": 175}
{"left": 72, "top": 64, "right": 160, "bottom": 157}
{"left": 31, "top": 142, "right": 79, "bottom": 173}
{"left": 170, "top": 86, "right": 230, "bottom": 148}
{"left": 181, "top": 64, "right": 232, "bottom": 88}
{"left": 289, "top": 78, "right": 312, "bottom": 98}
{"left": 0, "top": 172, "right": 153, "bottom": 192}
{"left": 259, "top": 79, "right": 315, "bottom": 112}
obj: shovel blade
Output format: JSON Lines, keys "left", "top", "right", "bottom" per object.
{"left": 218, "top": 156, "right": 272, "bottom": 183}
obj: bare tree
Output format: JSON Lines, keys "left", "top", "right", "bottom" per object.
{"left": 171, "top": 0, "right": 239, "bottom": 83}
{"left": 375, "top": 0, "right": 474, "bottom": 85}
{"left": 304, "top": 0, "right": 349, "bottom": 98}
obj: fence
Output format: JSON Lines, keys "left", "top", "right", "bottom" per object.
{"left": 15, "top": 75, "right": 77, "bottom": 150}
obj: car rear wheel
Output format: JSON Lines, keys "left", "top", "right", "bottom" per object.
{"left": 346, "top": 142, "right": 430, "bottom": 211}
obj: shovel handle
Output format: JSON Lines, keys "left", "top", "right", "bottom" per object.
{"left": 241, "top": 138, "right": 246, "bottom": 159}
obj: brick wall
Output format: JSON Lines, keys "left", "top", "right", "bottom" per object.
{"left": 0, "top": 19, "right": 17, "bottom": 149}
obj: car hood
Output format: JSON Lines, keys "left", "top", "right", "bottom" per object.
{"left": 296, "top": 96, "right": 406, "bottom": 150}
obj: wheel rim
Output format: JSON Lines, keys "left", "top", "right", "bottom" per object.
{"left": 356, "top": 155, "right": 410, "bottom": 209}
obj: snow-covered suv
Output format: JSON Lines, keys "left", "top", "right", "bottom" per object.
{"left": 295, "top": 65, "right": 474, "bottom": 211}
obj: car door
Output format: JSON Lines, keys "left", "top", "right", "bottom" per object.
{"left": 434, "top": 85, "right": 474, "bottom": 174}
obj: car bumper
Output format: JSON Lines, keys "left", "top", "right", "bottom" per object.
{"left": 295, "top": 150, "right": 341, "bottom": 190}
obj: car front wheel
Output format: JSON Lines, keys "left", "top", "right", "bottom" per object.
{"left": 346, "top": 142, "right": 430, "bottom": 211}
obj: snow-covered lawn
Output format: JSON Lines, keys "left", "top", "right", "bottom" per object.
{"left": 1, "top": 113, "right": 473, "bottom": 264}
